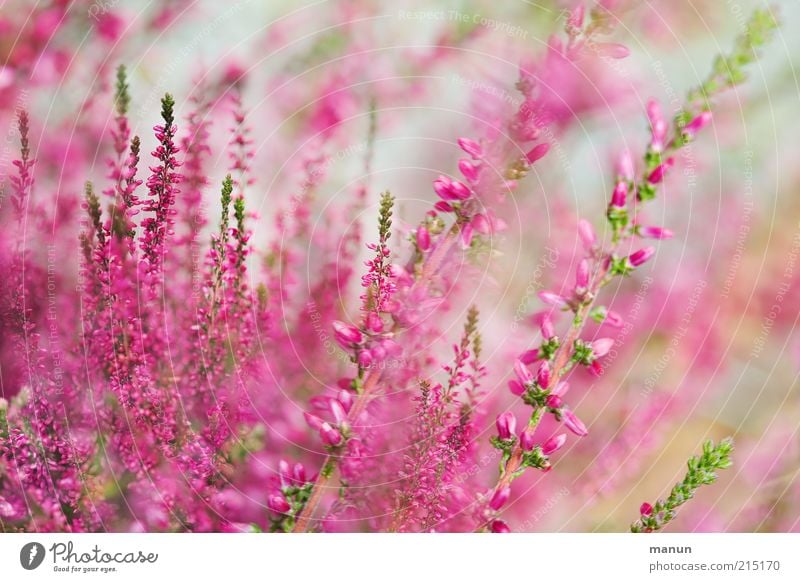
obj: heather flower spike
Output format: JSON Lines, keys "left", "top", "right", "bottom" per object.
{"left": 631, "top": 439, "right": 734, "bottom": 533}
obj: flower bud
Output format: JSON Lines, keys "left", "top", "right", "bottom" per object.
{"left": 458, "top": 159, "right": 480, "bottom": 183}
{"left": 495, "top": 412, "right": 517, "bottom": 440}
{"left": 525, "top": 142, "right": 550, "bottom": 164}
{"left": 629, "top": 247, "right": 655, "bottom": 267}
{"left": 520, "top": 427, "right": 537, "bottom": 451}
{"left": 320, "top": 422, "right": 343, "bottom": 447}
{"left": 489, "top": 486, "right": 511, "bottom": 511}
{"left": 575, "top": 259, "right": 590, "bottom": 290}
{"left": 490, "top": 519, "right": 511, "bottom": 533}
{"left": 640, "top": 502, "right": 654, "bottom": 516}
{"left": 329, "top": 399, "right": 347, "bottom": 425}
{"left": 267, "top": 493, "right": 291, "bottom": 514}
{"left": 562, "top": 409, "right": 588, "bottom": 437}
{"left": 611, "top": 181, "right": 627, "bottom": 208}
{"left": 333, "top": 320, "right": 363, "bottom": 347}
{"left": 539, "top": 291, "right": 567, "bottom": 307}
{"left": 545, "top": 394, "right": 562, "bottom": 409}
{"left": 514, "top": 360, "right": 533, "bottom": 384}
{"left": 416, "top": 225, "right": 431, "bottom": 251}
{"left": 578, "top": 219, "right": 596, "bottom": 250}
{"left": 508, "top": 379, "right": 525, "bottom": 396}
{"left": 615, "top": 149, "right": 634, "bottom": 182}
{"left": 537, "top": 361, "right": 551, "bottom": 388}
{"left": 591, "top": 337, "right": 614, "bottom": 358}
{"left": 457, "top": 137, "right": 483, "bottom": 159}
{"left": 638, "top": 226, "right": 673, "bottom": 240}
{"left": 542, "top": 433, "right": 567, "bottom": 455}
{"left": 540, "top": 314, "right": 555, "bottom": 340}
{"left": 357, "top": 349, "right": 373, "bottom": 368}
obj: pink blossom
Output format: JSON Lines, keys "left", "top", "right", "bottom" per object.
{"left": 639, "top": 226, "right": 674, "bottom": 240}
{"left": 514, "top": 360, "right": 534, "bottom": 384}
{"left": 591, "top": 338, "right": 614, "bottom": 358}
{"left": 520, "top": 427, "right": 537, "bottom": 451}
{"left": 489, "top": 486, "right": 511, "bottom": 511}
{"left": 508, "top": 379, "right": 526, "bottom": 396}
{"left": 562, "top": 409, "right": 588, "bottom": 437}
{"left": 490, "top": 519, "right": 511, "bottom": 533}
{"left": 578, "top": 219, "right": 596, "bottom": 250}
{"left": 416, "top": 225, "right": 431, "bottom": 251}
{"left": 495, "top": 412, "right": 517, "bottom": 440}
{"left": 539, "top": 291, "right": 567, "bottom": 307}
{"left": 640, "top": 502, "right": 654, "bottom": 516}
{"left": 525, "top": 142, "right": 550, "bottom": 164}
{"left": 629, "top": 247, "right": 655, "bottom": 267}
{"left": 542, "top": 433, "right": 568, "bottom": 455}
{"left": 457, "top": 137, "right": 483, "bottom": 159}
{"left": 333, "top": 320, "right": 363, "bottom": 347}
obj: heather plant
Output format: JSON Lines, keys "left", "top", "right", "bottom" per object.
{"left": 0, "top": 2, "right": 789, "bottom": 534}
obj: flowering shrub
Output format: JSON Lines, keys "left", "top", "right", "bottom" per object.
{"left": 0, "top": 2, "right": 790, "bottom": 533}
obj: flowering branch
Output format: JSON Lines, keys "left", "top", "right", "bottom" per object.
{"left": 632, "top": 438, "right": 734, "bottom": 533}
{"left": 482, "top": 8, "right": 778, "bottom": 530}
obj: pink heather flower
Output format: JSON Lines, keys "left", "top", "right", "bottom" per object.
{"left": 471, "top": 213, "right": 491, "bottom": 235}
{"left": 320, "top": 422, "right": 343, "bottom": 447}
{"left": 611, "top": 181, "right": 627, "bottom": 208}
{"left": 578, "top": 219, "right": 596, "bottom": 250}
{"left": 304, "top": 413, "right": 323, "bottom": 430}
{"left": 684, "top": 111, "right": 712, "bottom": 138}
{"left": 433, "top": 175, "right": 471, "bottom": 201}
{"left": 365, "top": 311, "right": 384, "bottom": 333}
{"left": 434, "top": 201, "right": 453, "bottom": 213}
{"left": 333, "top": 320, "right": 363, "bottom": 348}
{"left": 638, "top": 226, "right": 674, "bottom": 240}
{"left": 542, "top": 433, "right": 567, "bottom": 455}
{"left": 629, "top": 247, "right": 655, "bottom": 267}
{"left": 615, "top": 149, "right": 634, "bottom": 181}
{"left": 489, "top": 486, "right": 511, "bottom": 511}
{"left": 490, "top": 520, "right": 511, "bottom": 533}
{"left": 591, "top": 338, "right": 614, "bottom": 358}
{"left": 458, "top": 158, "right": 480, "bottom": 183}
{"left": 508, "top": 379, "right": 526, "bottom": 396}
{"left": 594, "top": 42, "right": 630, "bottom": 59}
{"left": 525, "top": 142, "right": 550, "bottom": 164}
{"left": 457, "top": 137, "right": 483, "bottom": 159}
{"left": 267, "top": 494, "right": 291, "bottom": 514}
{"left": 337, "top": 390, "right": 353, "bottom": 413}
{"left": 647, "top": 158, "right": 674, "bottom": 184}
{"left": 416, "top": 225, "right": 431, "bottom": 251}
{"left": 520, "top": 427, "right": 537, "bottom": 451}
{"left": 539, "top": 291, "right": 567, "bottom": 307}
{"left": 514, "top": 360, "right": 534, "bottom": 384}
{"left": 604, "top": 310, "right": 624, "bottom": 328}
{"left": 640, "top": 502, "right": 654, "bottom": 516}
{"left": 575, "top": 259, "right": 590, "bottom": 290}
{"left": 537, "top": 361, "right": 551, "bottom": 388}
{"left": 647, "top": 99, "right": 668, "bottom": 152}
{"left": 329, "top": 399, "right": 347, "bottom": 425}
{"left": 540, "top": 314, "right": 555, "bottom": 340}
{"left": 562, "top": 409, "right": 588, "bottom": 437}
{"left": 459, "top": 222, "right": 474, "bottom": 249}
{"left": 520, "top": 349, "right": 539, "bottom": 364}
{"left": 357, "top": 349, "right": 373, "bottom": 368}
{"left": 495, "top": 412, "right": 517, "bottom": 440}
{"left": 545, "top": 394, "right": 563, "bottom": 409}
